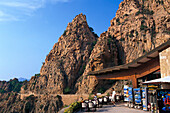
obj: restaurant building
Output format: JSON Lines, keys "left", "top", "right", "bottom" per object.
{"left": 88, "top": 40, "right": 170, "bottom": 88}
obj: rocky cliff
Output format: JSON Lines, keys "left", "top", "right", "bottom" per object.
{"left": 0, "top": 93, "right": 63, "bottom": 113}
{"left": 76, "top": 0, "right": 170, "bottom": 94}
{"left": 0, "top": 78, "right": 24, "bottom": 93}
{"left": 22, "top": 0, "right": 170, "bottom": 95}
{"left": 0, "top": 0, "right": 169, "bottom": 112}
{"left": 21, "top": 13, "right": 98, "bottom": 94}
{"left": 110, "top": 0, "right": 169, "bottom": 63}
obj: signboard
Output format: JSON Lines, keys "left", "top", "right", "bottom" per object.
{"left": 142, "top": 87, "right": 148, "bottom": 111}
{"left": 157, "top": 89, "right": 170, "bottom": 113}
{"left": 134, "top": 88, "right": 142, "bottom": 104}
{"left": 124, "top": 85, "right": 129, "bottom": 101}
{"left": 128, "top": 87, "right": 133, "bottom": 102}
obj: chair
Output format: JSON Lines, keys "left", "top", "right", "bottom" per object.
{"left": 81, "top": 101, "right": 88, "bottom": 111}
{"left": 88, "top": 100, "right": 96, "bottom": 111}
{"left": 103, "top": 96, "right": 108, "bottom": 104}
{"left": 109, "top": 96, "right": 112, "bottom": 102}
{"left": 98, "top": 98, "right": 103, "bottom": 108}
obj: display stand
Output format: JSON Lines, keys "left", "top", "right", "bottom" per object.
{"left": 134, "top": 88, "right": 142, "bottom": 109}
{"left": 142, "top": 87, "right": 148, "bottom": 111}
{"left": 124, "top": 85, "right": 129, "bottom": 107}
{"left": 128, "top": 87, "right": 134, "bottom": 108}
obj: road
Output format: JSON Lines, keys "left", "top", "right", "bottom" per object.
{"left": 77, "top": 103, "right": 151, "bottom": 113}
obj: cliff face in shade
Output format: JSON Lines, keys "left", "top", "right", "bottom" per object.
{"left": 76, "top": 32, "right": 119, "bottom": 94}
{"left": 21, "top": 13, "right": 98, "bottom": 94}
{"left": 0, "top": 78, "right": 23, "bottom": 93}
{"left": 0, "top": 93, "right": 63, "bottom": 113}
{"left": 76, "top": 0, "right": 170, "bottom": 94}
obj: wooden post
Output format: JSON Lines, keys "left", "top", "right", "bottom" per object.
{"left": 131, "top": 75, "right": 137, "bottom": 88}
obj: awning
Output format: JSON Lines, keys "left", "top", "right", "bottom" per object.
{"left": 142, "top": 76, "right": 170, "bottom": 84}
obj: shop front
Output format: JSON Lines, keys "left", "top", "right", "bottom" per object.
{"left": 88, "top": 41, "right": 170, "bottom": 112}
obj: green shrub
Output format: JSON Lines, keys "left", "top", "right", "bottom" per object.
{"left": 140, "top": 24, "right": 148, "bottom": 31}
{"left": 24, "top": 85, "right": 27, "bottom": 90}
{"left": 25, "top": 102, "right": 31, "bottom": 113}
{"left": 26, "top": 95, "right": 34, "bottom": 100}
{"left": 8, "top": 79, "right": 22, "bottom": 93}
{"left": 143, "top": 9, "right": 154, "bottom": 15}
{"left": 160, "top": 0, "right": 164, "bottom": 4}
{"left": 56, "top": 95, "right": 61, "bottom": 99}
{"left": 64, "top": 87, "right": 71, "bottom": 94}
{"left": 93, "top": 33, "right": 98, "bottom": 38}
{"left": 120, "top": 38, "right": 125, "bottom": 41}
{"left": 116, "top": 18, "right": 120, "bottom": 25}
{"left": 92, "top": 41, "right": 97, "bottom": 46}
{"left": 124, "top": 18, "right": 128, "bottom": 22}
{"left": 63, "top": 30, "right": 67, "bottom": 36}
{"left": 88, "top": 93, "right": 93, "bottom": 100}
{"left": 40, "top": 104, "right": 43, "bottom": 109}
{"left": 98, "top": 88, "right": 105, "bottom": 94}
{"left": 0, "top": 89, "right": 6, "bottom": 93}
{"left": 121, "top": 3, "right": 124, "bottom": 7}
{"left": 89, "top": 27, "right": 94, "bottom": 32}
{"left": 135, "top": 10, "right": 141, "bottom": 16}
{"left": 136, "top": 31, "right": 139, "bottom": 36}
{"left": 135, "top": 9, "right": 154, "bottom": 16}
{"left": 108, "top": 38, "right": 112, "bottom": 44}
{"left": 163, "top": 30, "right": 170, "bottom": 35}
{"left": 64, "top": 102, "right": 81, "bottom": 113}
{"left": 35, "top": 74, "right": 40, "bottom": 77}
{"left": 64, "top": 105, "right": 68, "bottom": 108}
{"left": 116, "top": 18, "right": 120, "bottom": 22}
{"left": 129, "top": 33, "right": 134, "bottom": 38}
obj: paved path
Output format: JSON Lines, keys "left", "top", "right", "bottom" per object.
{"left": 77, "top": 104, "right": 150, "bottom": 113}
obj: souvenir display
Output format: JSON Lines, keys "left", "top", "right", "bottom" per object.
{"left": 124, "top": 85, "right": 129, "bottom": 102}
{"left": 142, "top": 87, "right": 148, "bottom": 111}
{"left": 157, "top": 89, "right": 170, "bottom": 113}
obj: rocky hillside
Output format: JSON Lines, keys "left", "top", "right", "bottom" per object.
{"left": 0, "top": 92, "right": 63, "bottom": 113}
{"left": 110, "top": 0, "right": 169, "bottom": 63}
{"left": 76, "top": 0, "right": 170, "bottom": 94}
{"left": 0, "top": 78, "right": 24, "bottom": 93}
{"left": 22, "top": 0, "right": 169, "bottom": 95}
{"left": 21, "top": 13, "right": 98, "bottom": 94}
{"left": 0, "top": 78, "right": 63, "bottom": 113}
{"left": 0, "top": 0, "right": 169, "bottom": 112}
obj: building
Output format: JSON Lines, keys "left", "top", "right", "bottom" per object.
{"left": 88, "top": 40, "right": 170, "bottom": 88}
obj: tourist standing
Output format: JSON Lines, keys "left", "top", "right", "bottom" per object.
{"left": 112, "top": 88, "right": 116, "bottom": 106}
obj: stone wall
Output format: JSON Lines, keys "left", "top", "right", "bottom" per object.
{"left": 19, "top": 93, "right": 89, "bottom": 106}
{"left": 60, "top": 94, "right": 89, "bottom": 105}
{"left": 159, "top": 47, "right": 170, "bottom": 78}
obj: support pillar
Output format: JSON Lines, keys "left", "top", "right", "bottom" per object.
{"left": 131, "top": 75, "right": 137, "bottom": 88}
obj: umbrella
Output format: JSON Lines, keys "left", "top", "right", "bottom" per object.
{"left": 142, "top": 76, "right": 170, "bottom": 84}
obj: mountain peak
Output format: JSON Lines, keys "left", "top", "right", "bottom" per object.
{"left": 23, "top": 13, "right": 98, "bottom": 94}
{"left": 72, "top": 13, "right": 86, "bottom": 23}
{"left": 66, "top": 13, "right": 88, "bottom": 32}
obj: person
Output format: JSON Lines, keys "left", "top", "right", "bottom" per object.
{"left": 94, "top": 93, "right": 97, "bottom": 100}
{"left": 112, "top": 88, "right": 116, "bottom": 106}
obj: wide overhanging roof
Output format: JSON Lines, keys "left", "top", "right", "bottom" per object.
{"left": 88, "top": 40, "right": 170, "bottom": 75}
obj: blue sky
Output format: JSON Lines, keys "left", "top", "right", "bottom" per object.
{"left": 0, "top": 0, "right": 123, "bottom": 81}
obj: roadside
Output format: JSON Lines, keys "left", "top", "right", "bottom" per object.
{"left": 58, "top": 106, "right": 69, "bottom": 113}
{"left": 77, "top": 103, "right": 150, "bottom": 113}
